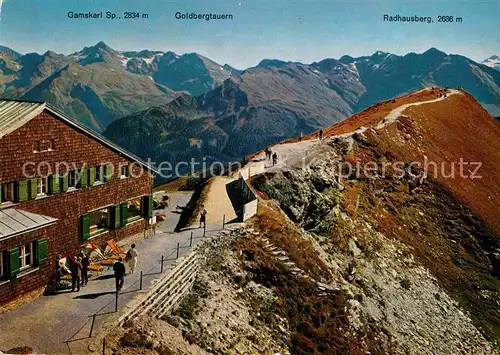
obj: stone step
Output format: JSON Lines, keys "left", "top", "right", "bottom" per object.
{"left": 284, "top": 262, "right": 296, "bottom": 267}
{"left": 271, "top": 250, "right": 285, "bottom": 256}
{"left": 277, "top": 256, "right": 289, "bottom": 261}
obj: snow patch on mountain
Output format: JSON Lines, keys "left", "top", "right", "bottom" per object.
{"left": 481, "top": 55, "right": 500, "bottom": 71}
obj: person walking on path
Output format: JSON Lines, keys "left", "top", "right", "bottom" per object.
{"left": 272, "top": 152, "right": 278, "bottom": 166}
{"left": 265, "top": 147, "right": 270, "bottom": 160}
{"left": 299, "top": 131, "right": 303, "bottom": 142}
{"left": 113, "top": 257, "right": 126, "bottom": 292}
{"left": 70, "top": 255, "right": 81, "bottom": 292}
{"left": 199, "top": 205, "right": 207, "bottom": 228}
{"left": 126, "top": 244, "right": 139, "bottom": 274}
{"left": 80, "top": 253, "right": 89, "bottom": 286}
{"left": 319, "top": 128, "right": 324, "bottom": 140}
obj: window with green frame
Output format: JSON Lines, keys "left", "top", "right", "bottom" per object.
{"left": 126, "top": 198, "right": 142, "bottom": 222}
{"left": 87, "top": 207, "right": 111, "bottom": 237}
{"left": 3, "top": 239, "right": 48, "bottom": 279}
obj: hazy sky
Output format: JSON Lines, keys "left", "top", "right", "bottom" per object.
{"left": 1, "top": 0, "right": 498, "bottom": 68}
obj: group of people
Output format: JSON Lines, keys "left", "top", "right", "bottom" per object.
{"left": 56, "top": 243, "right": 139, "bottom": 293}
{"left": 113, "top": 243, "right": 139, "bottom": 292}
{"left": 264, "top": 147, "right": 278, "bottom": 166}
{"left": 298, "top": 128, "right": 324, "bottom": 142}
{"left": 55, "top": 253, "right": 90, "bottom": 292}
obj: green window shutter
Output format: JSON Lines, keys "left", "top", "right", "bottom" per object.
{"left": 120, "top": 202, "right": 128, "bottom": 226}
{"left": 82, "top": 213, "right": 90, "bottom": 240}
{"left": 79, "top": 169, "right": 88, "bottom": 188}
{"left": 29, "top": 178, "right": 38, "bottom": 200}
{"left": 36, "top": 240, "right": 49, "bottom": 265}
{"left": 89, "top": 167, "right": 96, "bottom": 186}
{"left": 60, "top": 174, "right": 69, "bottom": 192}
{"left": 16, "top": 180, "right": 29, "bottom": 202}
{"left": 142, "top": 195, "right": 153, "bottom": 217}
{"left": 104, "top": 165, "right": 112, "bottom": 183}
{"left": 48, "top": 174, "right": 60, "bottom": 194}
{"left": 111, "top": 205, "right": 121, "bottom": 229}
{"left": 9, "top": 248, "right": 20, "bottom": 277}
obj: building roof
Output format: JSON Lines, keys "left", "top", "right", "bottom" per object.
{"left": 0, "top": 208, "right": 58, "bottom": 240}
{"left": 0, "top": 99, "right": 159, "bottom": 174}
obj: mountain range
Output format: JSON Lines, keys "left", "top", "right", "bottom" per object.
{"left": 0, "top": 42, "right": 239, "bottom": 131}
{"left": 103, "top": 48, "right": 500, "bottom": 172}
{"left": 1, "top": 42, "right": 499, "bottom": 165}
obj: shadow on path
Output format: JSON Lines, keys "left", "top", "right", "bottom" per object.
{"left": 73, "top": 291, "right": 116, "bottom": 300}
{"left": 226, "top": 180, "right": 244, "bottom": 222}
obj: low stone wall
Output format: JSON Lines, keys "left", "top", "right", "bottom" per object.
{"left": 243, "top": 199, "right": 258, "bottom": 221}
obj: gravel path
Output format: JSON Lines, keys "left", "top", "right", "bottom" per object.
{"left": 199, "top": 177, "right": 238, "bottom": 226}
{"left": 245, "top": 88, "right": 462, "bottom": 174}
{"left": 0, "top": 192, "right": 226, "bottom": 355}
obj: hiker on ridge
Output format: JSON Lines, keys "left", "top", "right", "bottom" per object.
{"left": 319, "top": 129, "right": 324, "bottom": 140}
{"left": 272, "top": 152, "right": 278, "bottom": 166}
{"left": 265, "top": 147, "right": 271, "bottom": 160}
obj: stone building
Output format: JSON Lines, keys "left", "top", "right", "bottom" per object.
{"left": 0, "top": 99, "right": 157, "bottom": 305}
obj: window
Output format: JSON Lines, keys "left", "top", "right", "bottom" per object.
{"left": 120, "top": 165, "right": 129, "bottom": 178}
{"left": 68, "top": 171, "right": 77, "bottom": 189}
{"left": 37, "top": 177, "right": 48, "bottom": 195}
{"left": 89, "top": 207, "right": 111, "bottom": 236}
{"left": 95, "top": 165, "right": 105, "bottom": 184}
{"left": 19, "top": 242, "right": 35, "bottom": 270}
{"left": 126, "top": 198, "right": 142, "bottom": 222}
{"left": 2, "top": 182, "right": 15, "bottom": 202}
{"left": 48, "top": 139, "right": 55, "bottom": 150}
{"left": 33, "top": 141, "right": 40, "bottom": 152}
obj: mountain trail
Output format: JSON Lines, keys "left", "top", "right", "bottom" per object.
{"left": 247, "top": 88, "right": 462, "bottom": 172}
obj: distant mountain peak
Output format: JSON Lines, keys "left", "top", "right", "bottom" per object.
{"left": 423, "top": 47, "right": 446, "bottom": 57}
{"left": 481, "top": 55, "right": 500, "bottom": 71}
{"left": 339, "top": 55, "right": 355, "bottom": 64}
{"left": 0, "top": 45, "right": 22, "bottom": 61}
{"left": 94, "top": 41, "right": 112, "bottom": 50}
{"left": 257, "top": 59, "right": 292, "bottom": 68}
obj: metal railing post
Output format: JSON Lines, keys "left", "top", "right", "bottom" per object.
{"left": 102, "top": 338, "right": 106, "bottom": 355}
{"left": 203, "top": 224, "right": 206, "bottom": 237}
{"left": 176, "top": 242, "right": 180, "bottom": 259}
{"left": 190, "top": 232, "right": 193, "bottom": 247}
{"left": 89, "top": 314, "right": 96, "bottom": 338}
{"left": 139, "top": 271, "right": 143, "bottom": 290}
{"left": 160, "top": 255, "right": 164, "bottom": 273}
{"left": 222, "top": 214, "right": 225, "bottom": 229}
